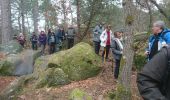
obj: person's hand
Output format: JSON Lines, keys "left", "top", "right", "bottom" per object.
{"left": 162, "top": 42, "right": 168, "bottom": 48}
{"left": 144, "top": 51, "right": 149, "bottom": 56}
{"left": 120, "top": 51, "right": 123, "bottom": 54}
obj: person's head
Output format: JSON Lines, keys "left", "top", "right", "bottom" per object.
{"left": 105, "top": 25, "right": 111, "bottom": 32}
{"left": 48, "top": 29, "right": 51, "bottom": 33}
{"left": 52, "top": 32, "right": 55, "bottom": 35}
{"left": 40, "top": 31, "right": 45, "bottom": 34}
{"left": 114, "top": 31, "right": 122, "bottom": 39}
{"left": 32, "top": 32, "right": 35, "bottom": 35}
{"left": 152, "top": 21, "right": 166, "bottom": 35}
{"left": 19, "top": 33, "right": 24, "bottom": 37}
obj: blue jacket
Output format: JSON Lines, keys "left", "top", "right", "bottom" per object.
{"left": 146, "top": 29, "right": 170, "bottom": 53}
{"left": 55, "top": 29, "right": 65, "bottom": 44}
{"left": 47, "top": 33, "right": 56, "bottom": 45}
{"left": 93, "top": 25, "right": 104, "bottom": 42}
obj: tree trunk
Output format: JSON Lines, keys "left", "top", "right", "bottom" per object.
{"left": 32, "top": 0, "right": 39, "bottom": 34}
{"left": 79, "top": 0, "right": 98, "bottom": 41}
{"left": 76, "top": 0, "right": 81, "bottom": 40}
{"left": 26, "top": 13, "right": 31, "bottom": 34}
{"left": 146, "top": 0, "right": 153, "bottom": 33}
{"left": 0, "top": 1, "right": 2, "bottom": 44}
{"left": 18, "top": 11, "right": 22, "bottom": 33}
{"left": 116, "top": 0, "right": 135, "bottom": 99}
{"left": 61, "top": 0, "right": 67, "bottom": 29}
{"left": 1, "top": 0, "right": 12, "bottom": 44}
{"left": 20, "top": 0, "right": 25, "bottom": 34}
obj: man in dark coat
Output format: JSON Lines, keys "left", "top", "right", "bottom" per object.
{"left": 137, "top": 47, "right": 170, "bottom": 100}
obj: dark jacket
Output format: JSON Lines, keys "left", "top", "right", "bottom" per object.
{"left": 137, "top": 48, "right": 170, "bottom": 100}
{"left": 55, "top": 29, "right": 65, "bottom": 44}
{"left": 30, "top": 34, "right": 38, "bottom": 43}
{"left": 38, "top": 34, "right": 47, "bottom": 45}
{"left": 111, "top": 38, "right": 123, "bottom": 60}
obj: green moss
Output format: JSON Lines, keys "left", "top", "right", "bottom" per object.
{"left": 0, "top": 60, "right": 13, "bottom": 75}
{"left": 104, "top": 91, "right": 116, "bottom": 100}
{"left": 115, "top": 83, "right": 131, "bottom": 100}
{"left": 69, "top": 88, "right": 92, "bottom": 100}
{"left": 35, "top": 68, "right": 70, "bottom": 88}
{"left": 125, "top": 15, "right": 134, "bottom": 25}
{"left": 134, "top": 54, "right": 146, "bottom": 71}
{"left": 48, "top": 42, "right": 102, "bottom": 81}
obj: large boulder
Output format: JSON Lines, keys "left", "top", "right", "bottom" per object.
{"left": 0, "top": 40, "right": 23, "bottom": 55}
{"left": 34, "top": 42, "right": 102, "bottom": 81}
{"left": 0, "top": 50, "right": 41, "bottom": 76}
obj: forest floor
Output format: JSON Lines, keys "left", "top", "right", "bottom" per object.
{"left": 0, "top": 61, "right": 141, "bottom": 100}
{"left": 0, "top": 51, "right": 142, "bottom": 100}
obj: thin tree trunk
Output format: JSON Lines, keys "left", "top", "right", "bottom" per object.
{"left": 61, "top": 0, "right": 67, "bottom": 29}
{"left": 20, "top": 0, "right": 25, "bottom": 34}
{"left": 26, "top": 13, "right": 31, "bottom": 34}
{"left": 79, "top": 5, "right": 95, "bottom": 41}
{"left": 149, "top": 0, "right": 170, "bottom": 22}
{"left": 32, "top": 0, "right": 39, "bottom": 34}
{"left": 0, "top": 1, "right": 2, "bottom": 44}
{"left": 146, "top": 0, "right": 153, "bottom": 33}
{"left": 76, "top": 0, "right": 81, "bottom": 40}
{"left": 18, "top": 13, "right": 22, "bottom": 33}
{"left": 1, "top": 0, "right": 12, "bottom": 44}
{"left": 116, "top": 0, "right": 135, "bottom": 99}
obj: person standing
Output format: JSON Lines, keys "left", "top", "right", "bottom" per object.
{"left": 55, "top": 27, "right": 65, "bottom": 50}
{"left": 48, "top": 29, "right": 56, "bottom": 54}
{"left": 111, "top": 31, "right": 123, "bottom": 79}
{"left": 93, "top": 22, "right": 104, "bottom": 55}
{"left": 100, "top": 25, "right": 113, "bottom": 61}
{"left": 67, "top": 25, "right": 76, "bottom": 49}
{"left": 17, "top": 33, "right": 26, "bottom": 47}
{"left": 137, "top": 47, "right": 170, "bottom": 100}
{"left": 38, "top": 31, "right": 47, "bottom": 55}
{"left": 145, "top": 20, "right": 170, "bottom": 60}
{"left": 30, "top": 32, "right": 38, "bottom": 50}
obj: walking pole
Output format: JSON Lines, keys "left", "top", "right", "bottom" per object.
{"left": 104, "top": 47, "right": 106, "bottom": 64}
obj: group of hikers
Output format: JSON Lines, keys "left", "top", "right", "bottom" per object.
{"left": 16, "top": 20, "right": 170, "bottom": 99}
{"left": 93, "top": 20, "right": 170, "bottom": 99}
{"left": 93, "top": 22, "right": 123, "bottom": 80}
{"left": 16, "top": 25, "right": 76, "bottom": 55}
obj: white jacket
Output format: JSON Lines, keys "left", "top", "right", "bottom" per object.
{"left": 100, "top": 30, "right": 114, "bottom": 47}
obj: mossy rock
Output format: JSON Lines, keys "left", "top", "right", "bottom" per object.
{"left": 48, "top": 42, "right": 102, "bottom": 81}
{"left": 0, "top": 60, "right": 13, "bottom": 76}
{"left": 35, "top": 68, "right": 70, "bottom": 88}
{"left": 69, "top": 88, "right": 92, "bottom": 100}
{"left": 0, "top": 50, "right": 41, "bottom": 76}
{"left": 0, "top": 40, "right": 23, "bottom": 55}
